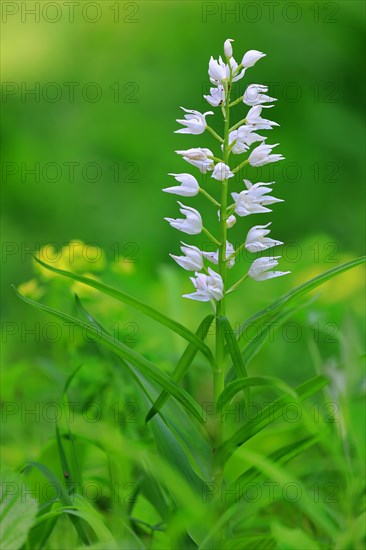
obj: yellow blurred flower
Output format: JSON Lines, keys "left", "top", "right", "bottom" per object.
{"left": 293, "top": 255, "right": 365, "bottom": 308}
{"left": 17, "top": 278, "right": 44, "bottom": 300}
{"left": 33, "top": 245, "right": 69, "bottom": 278}
{"left": 62, "top": 240, "right": 106, "bottom": 272}
{"left": 112, "top": 259, "right": 136, "bottom": 275}
{"left": 33, "top": 241, "right": 106, "bottom": 279}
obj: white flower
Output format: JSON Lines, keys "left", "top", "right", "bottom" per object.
{"left": 241, "top": 50, "right": 266, "bottom": 68}
{"left": 228, "top": 125, "right": 266, "bottom": 154}
{"left": 209, "top": 56, "right": 227, "bottom": 84}
{"left": 212, "top": 162, "right": 234, "bottom": 181}
{"left": 231, "top": 179, "right": 283, "bottom": 216}
{"left": 176, "top": 147, "right": 214, "bottom": 174}
{"left": 165, "top": 201, "right": 202, "bottom": 235}
{"left": 163, "top": 173, "right": 199, "bottom": 197}
{"left": 248, "top": 256, "right": 290, "bottom": 281}
{"left": 248, "top": 143, "right": 284, "bottom": 167}
{"left": 204, "top": 85, "right": 225, "bottom": 107}
{"left": 203, "top": 241, "right": 235, "bottom": 269}
{"left": 228, "top": 130, "right": 249, "bottom": 154}
{"left": 229, "top": 57, "right": 245, "bottom": 82}
{"left": 170, "top": 242, "right": 203, "bottom": 271}
{"left": 224, "top": 38, "right": 234, "bottom": 59}
{"left": 246, "top": 105, "right": 279, "bottom": 130}
{"left": 237, "top": 125, "right": 266, "bottom": 146}
{"left": 183, "top": 267, "right": 224, "bottom": 301}
{"left": 175, "top": 107, "right": 213, "bottom": 135}
{"left": 243, "top": 84, "right": 276, "bottom": 107}
{"left": 245, "top": 222, "right": 283, "bottom": 252}
{"left": 209, "top": 55, "right": 244, "bottom": 85}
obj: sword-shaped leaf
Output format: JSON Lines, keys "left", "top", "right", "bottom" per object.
{"left": 33, "top": 257, "right": 214, "bottom": 364}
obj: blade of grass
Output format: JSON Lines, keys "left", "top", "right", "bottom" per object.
{"left": 217, "top": 376, "right": 297, "bottom": 412}
{"left": 233, "top": 257, "right": 365, "bottom": 352}
{"left": 55, "top": 425, "right": 74, "bottom": 493}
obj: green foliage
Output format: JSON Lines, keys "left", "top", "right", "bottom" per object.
{"left": 33, "top": 256, "right": 214, "bottom": 364}
{"left": 7, "top": 254, "right": 364, "bottom": 548}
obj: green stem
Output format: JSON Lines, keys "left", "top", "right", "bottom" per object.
{"left": 229, "top": 96, "right": 243, "bottom": 108}
{"left": 202, "top": 226, "right": 220, "bottom": 246}
{"left": 208, "top": 155, "right": 225, "bottom": 163}
{"left": 226, "top": 207, "right": 236, "bottom": 220}
{"left": 213, "top": 74, "right": 232, "bottom": 481}
{"left": 233, "top": 62, "right": 243, "bottom": 75}
{"left": 229, "top": 117, "right": 247, "bottom": 133}
{"left": 226, "top": 241, "right": 246, "bottom": 263}
{"left": 206, "top": 125, "right": 224, "bottom": 144}
{"left": 232, "top": 158, "right": 249, "bottom": 174}
{"left": 226, "top": 273, "right": 249, "bottom": 295}
{"left": 199, "top": 188, "right": 221, "bottom": 207}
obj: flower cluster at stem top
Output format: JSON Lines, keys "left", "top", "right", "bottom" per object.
{"left": 164, "top": 39, "right": 290, "bottom": 303}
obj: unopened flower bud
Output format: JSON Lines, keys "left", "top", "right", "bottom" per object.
{"left": 224, "top": 39, "right": 234, "bottom": 59}
{"left": 226, "top": 215, "right": 236, "bottom": 228}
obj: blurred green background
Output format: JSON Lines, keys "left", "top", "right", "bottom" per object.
{"left": 1, "top": 3, "right": 365, "bottom": 547}
{"left": 1, "top": 0, "right": 365, "bottom": 443}
{"left": 2, "top": 0, "right": 365, "bottom": 274}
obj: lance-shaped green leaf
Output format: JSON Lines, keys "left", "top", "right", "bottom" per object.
{"left": 15, "top": 290, "right": 204, "bottom": 425}
{"left": 217, "top": 376, "right": 297, "bottom": 412}
{"left": 146, "top": 315, "right": 214, "bottom": 424}
{"left": 33, "top": 257, "right": 214, "bottom": 365}
{"left": 233, "top": 256, "right": 365, "bottom": 350}
{"left": 214, "top": 375, "right": 328, "bottom": 467}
